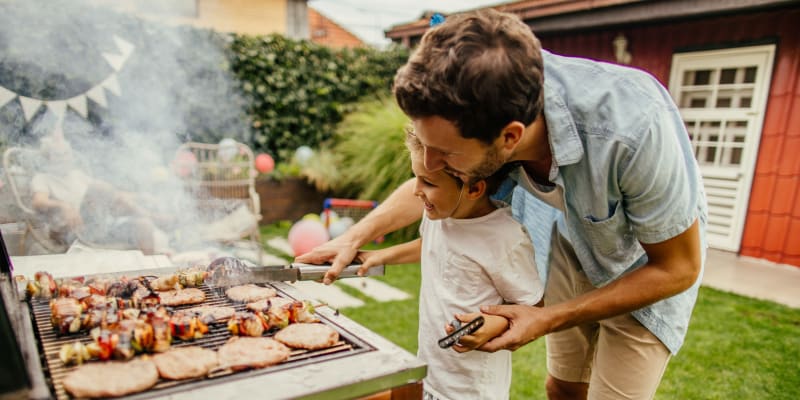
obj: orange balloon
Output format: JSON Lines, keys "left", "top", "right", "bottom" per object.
{"left": 255, "top": 153, "right": 274, "bottom": 173}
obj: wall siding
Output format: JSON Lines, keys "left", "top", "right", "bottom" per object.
{"left": 535, "top": 8, "right": 800, "bottom": 266}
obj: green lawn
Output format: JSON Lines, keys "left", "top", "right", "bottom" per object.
{"left": 262, "top": 226, "right": 800, "bottom": 399}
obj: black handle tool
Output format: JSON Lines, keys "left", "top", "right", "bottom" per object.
{"left": 438, "top": 316, "right": 485, "bottom": 349}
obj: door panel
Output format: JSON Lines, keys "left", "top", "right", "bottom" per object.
{"left": 669, "top": 45, "right": 775, "bottom": 251}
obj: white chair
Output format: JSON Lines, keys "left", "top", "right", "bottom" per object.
{"left": 3, "top": 147, "right": 68, "bottom": 254}
{"left": 174, "top": 141, "right": 263, "bottom": 263}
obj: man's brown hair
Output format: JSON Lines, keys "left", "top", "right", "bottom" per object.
{"left": 394, "top": 9, "right": 544, "bottom": 145}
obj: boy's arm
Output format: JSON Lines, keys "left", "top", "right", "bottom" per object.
{"left": 355, "top": 238, "right": 422, "bottom": 276}
{"left": 294, "top": 179, "right": 423, "bottom": 284}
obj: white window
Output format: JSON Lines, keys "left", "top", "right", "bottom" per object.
{"left": 669, "top": 45, "right": 775, "bottom": 251}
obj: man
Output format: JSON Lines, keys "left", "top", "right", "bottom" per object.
{"left": 30, "top": 136, "right": 170, "bottom": 255}
{"left": 298, "top": 9, "right": 707, "bottom": 400}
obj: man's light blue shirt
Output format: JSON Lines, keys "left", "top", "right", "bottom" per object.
{"left": 499, "top": 50, "right": 708, "bottom": 354}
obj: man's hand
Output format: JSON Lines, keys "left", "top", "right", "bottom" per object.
{"left": 295, "top": 236, "right": 359, "bottom": 285}
{"left": 478, "top": 304, "right": 549, "bottom": 352}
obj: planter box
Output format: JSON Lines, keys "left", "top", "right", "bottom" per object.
{"left": 255, "top": 177, "right": 331, "bottom": 224}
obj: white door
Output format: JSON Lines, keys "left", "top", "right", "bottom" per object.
{"left": 668, "top": 45, "right": 775, "bottom": 251}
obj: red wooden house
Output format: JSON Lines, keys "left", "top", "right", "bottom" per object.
{"left": 385, "top": 0, "right": 800, "bottom": 267}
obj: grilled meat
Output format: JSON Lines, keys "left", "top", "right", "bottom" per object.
{"left": 153, "top": 346, "right": 218, "bottom": 380}
{"left": 225, "top": 284, "right": 276, "bottom": 303}
{"left": 217, "top": 337, "right": 290, "bottom": 371}
{"left": 184, "top": 305, "right": 236, "bottom": 323}
{"left": 62, "top": 359, "right": 159, "bottom": 398}
{"left": 274, "top": 323, "right": 339, "bottom": 350}
{"left": 158, "top": 288, "right": 205, "bottom": 306}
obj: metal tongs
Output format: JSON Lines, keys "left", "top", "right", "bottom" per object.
{"left": 205, "top": 256, "right": 384, "bottom": 286}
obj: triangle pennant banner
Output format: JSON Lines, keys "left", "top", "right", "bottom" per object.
{"left": 113, "top": 35, "right": 135, "bottom": 59}
{"left": 47, "top": 100, "right": 67, "bottom": 120}
{"left": 19, "top": 96, "right": 42, "bottom": 121}
{"left": 0, "top": 86, "right": 16, "bottom": 108}
{"left": 86, "top": 85, "right": 108, "bottom": 108}
{"left": 102, "top": 75, "right": 121, "bottom": 96}
{"left": 66, "top": 95, "right": 88, "bottom": 119}
{"left": 103, "top": 53, "right": 126, "bottom": 71}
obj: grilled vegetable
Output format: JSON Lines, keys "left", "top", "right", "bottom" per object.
{"left": 169, "top": 312, "right": 209, "bottom": 341}
{"left": 58, "top": 342, "right": 92, "bottom": 366}
{"left": 27, "top": 271, "right": 57, "bottom": 299}
{"left": 178, "top": 266, "right": 207, "bottom": 287}
{"left": 227, "top": 311, "right": 268, "bottom": 337}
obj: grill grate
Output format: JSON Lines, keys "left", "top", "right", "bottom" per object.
{"left": 28, "top": 283, "right": 374, "bottom": 399}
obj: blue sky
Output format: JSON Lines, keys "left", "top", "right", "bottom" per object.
{"left": 308, "top": 0, "right": 505, "bottom": 46}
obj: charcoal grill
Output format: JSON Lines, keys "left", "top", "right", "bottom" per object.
{"left": 0, "top": 232, "right": 426, "bottom": 400}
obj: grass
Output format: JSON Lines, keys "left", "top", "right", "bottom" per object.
{"left": 260, "top": 225, "right": 800, "bottom": 399}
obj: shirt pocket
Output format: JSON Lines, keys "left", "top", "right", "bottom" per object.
{"left": 442, "top": 253, "right": 482, "bottom": 298}
{"left": 580, "top": 200, "right": 640, "bottom": 268}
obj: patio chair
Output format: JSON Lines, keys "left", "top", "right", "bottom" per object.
{"left": 3, "top": 147, "right": 142, "bottom": 255}
{"left": 174, "top": 141, "right": 263, "bottom": 263}
{"left": 3, "top": 147, "right": 69, "bottom": 254}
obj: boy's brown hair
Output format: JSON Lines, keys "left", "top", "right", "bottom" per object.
{"left": 394, "top": 9, "right": 545, "bottom": 145}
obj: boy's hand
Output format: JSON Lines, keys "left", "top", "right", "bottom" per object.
{"left": 444, "top": 312, "right": 509, "bottom": 353}
{"left": 353, "top": 249, "right": 387, "bottom": 277}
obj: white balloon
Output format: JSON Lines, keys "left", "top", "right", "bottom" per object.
{"left": 218, "top": 138, "right": 238, "bottom": 162}
{"left": 294, "top": 145, "right": 314, "bottom": 166}
{"left": 328, "top": 219, "right": 351, "bottom": 239}
{"left": 320, "top": 210, "right": 339, "bottom": 226}
{"left": 339, "top": 217, "right": 355, "bottom": 229}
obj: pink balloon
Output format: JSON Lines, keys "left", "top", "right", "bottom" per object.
{"left": 173, "top": 151, "right": 197, "bottom": 177}
{"left": 288, "top": 220, "right": 330, "bottom": 257}
{"left": 255, "top": 153, "right": 275, "bottom": 174}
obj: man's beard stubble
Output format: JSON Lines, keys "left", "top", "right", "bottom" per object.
{"left": 466, "top": 144, "right": 508, "bottom": 182}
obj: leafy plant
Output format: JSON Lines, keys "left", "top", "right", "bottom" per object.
{"left": 302, "top": 97, "right": 418, "bottom": 240}
{"left": 303, "top": 98, "right": 411, "bottom": 199}
{"left": 227, "top": 35, "right": 409, "bottom": 161}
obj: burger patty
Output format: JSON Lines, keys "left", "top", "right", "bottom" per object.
{"left": 274, "top": 323, "right": 340, "bottom": 350}
{"left": 62, "top": 358, "right": 159, "bottom": 398}
{"left": 245, "top": 296, "right": 291, "bottom": 312}
{"left": 217, "top": 337, "right": 290, "bottom": 371}
{"left": 184, "top": 305, "right": 236, "bottom": 322}
{"left": 158, "top": 288, "right": 206, "bottom": 306}
{"left": 153, "top": 346, "right": 218, "bottom": 380}
{"left": 225, "top": 284, "right": 277, "bottom": 303}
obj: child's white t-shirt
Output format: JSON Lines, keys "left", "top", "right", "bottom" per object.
{"left": 417, "top": 203, "right": 544, "bottom": 400}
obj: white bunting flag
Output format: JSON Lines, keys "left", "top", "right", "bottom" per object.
{"left": 47, "top": 101, "right": 67, "bottom": 139}
{"left": 86, "top": 85, "right": 108, "bottom": 108}
{"left": 102, "top": 75, "right": 121, "bottom": 96}
{"left": 47, "top": 100, "right": 67, "bottom": 120}
{"left": 19, "top": 96, "right": 42, "bottom": 121}
{"left": 103, "top": 53, "right": 126, "bottom": 71}
{"left": 0, "top": 86, "right": 15, "bottom": 108}
{"left": 113, "top": 35, "right": 135, "bottom": 59}
{"left": 66, "top": 95, "right": 88, "bottom": 119}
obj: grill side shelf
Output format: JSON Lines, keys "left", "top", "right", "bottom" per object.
{"left": 28, "top": 282, "right": 375, "bottom": 400}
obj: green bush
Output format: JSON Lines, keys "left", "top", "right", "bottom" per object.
{"left": 227, "top": 35, "right": 409, "bottom": 161}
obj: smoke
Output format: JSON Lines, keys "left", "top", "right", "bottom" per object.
{"left": 0, "top": 0, "right": 258, "bottom": 258}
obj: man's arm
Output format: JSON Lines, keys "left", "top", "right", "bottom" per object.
{"left": 480, "top": 219, "right": 701, "bottom": 351}
{"left": 295, "top": 178, "right": 423, "bottom": 284}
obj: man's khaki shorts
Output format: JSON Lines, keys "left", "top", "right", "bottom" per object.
{"left": 544, "top": 229, "right": 671, "bottom": 400}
